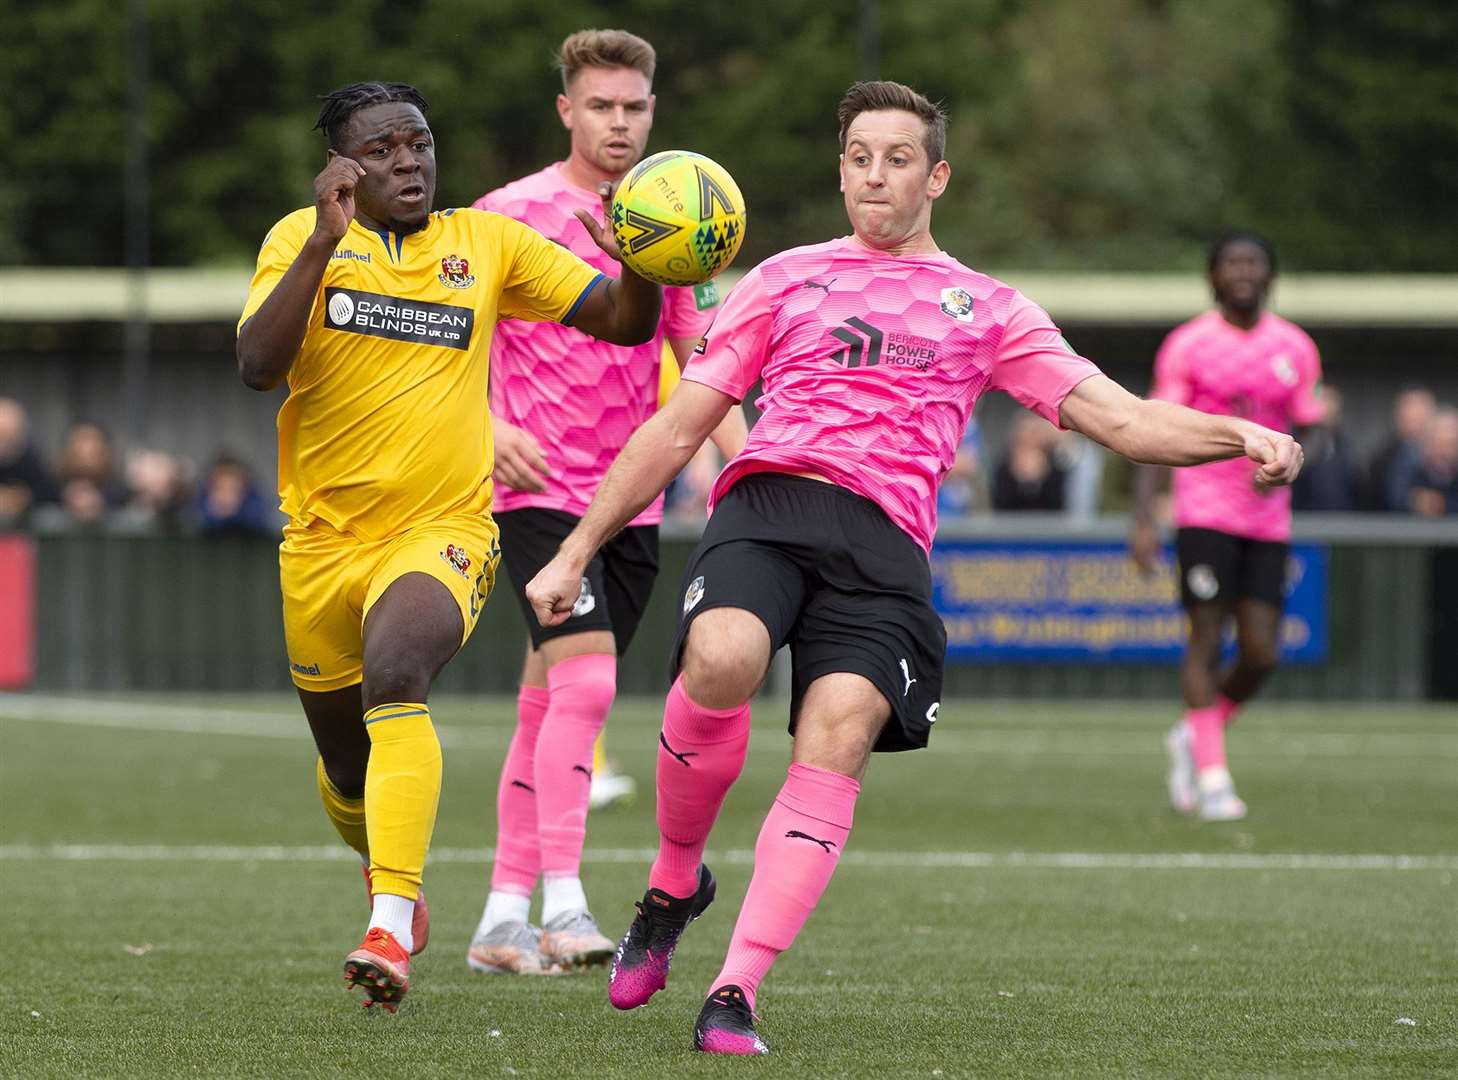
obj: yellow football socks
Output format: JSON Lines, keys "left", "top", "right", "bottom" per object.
{"left": 362, "top": 703, "right": 442, "bottom": 901}
{"left": 315, "top": 756, "right": 369, "bottom": 859}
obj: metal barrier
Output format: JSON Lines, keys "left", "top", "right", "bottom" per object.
{"left": 15, "top": 515, "right": 1457, "bottom": 699}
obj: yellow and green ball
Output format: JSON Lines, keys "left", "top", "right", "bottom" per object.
{"left": 610, "top": 151, "right": 746, "bottom": 287}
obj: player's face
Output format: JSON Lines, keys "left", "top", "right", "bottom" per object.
{"left": 558, "top": 66, "right": 654, "bottom": 180}
{"left": 1210, "top": 240, "right": 1272, "bottom": 315}
{"left": 839, "top": 110, "right": 949, "bottom": 250}
{"left": 332, "top": 103, "right": 436, "bottom": 233}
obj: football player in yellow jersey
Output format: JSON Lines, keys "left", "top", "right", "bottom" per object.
{"left": 236, "top": 81, "right": 662, "bottom": 1012}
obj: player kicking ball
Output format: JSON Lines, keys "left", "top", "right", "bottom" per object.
{"left": 236, "top": 81, "right": 661, "bottom": 1011}
{"left": 525, "top": 81, "right": 1304, "bottom": 1053}
{"left": 1132, "top": 232, "right": 1325, "bottom": 821}
{"left": 464, "top": 29, "right": 747, "bottom": 978}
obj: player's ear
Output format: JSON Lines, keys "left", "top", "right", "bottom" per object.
{"left": 927, "top": 160, "right": 950, "bottom": 201}
{"left": 838, "top": 154, "right": 846, "bottom": 193}
{"left": 556, "top": 93, "right": 574, "bottom": 130}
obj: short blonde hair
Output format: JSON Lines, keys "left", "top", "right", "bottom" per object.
{"left": 558, "top": 29, "right": 656, "bottom": 92}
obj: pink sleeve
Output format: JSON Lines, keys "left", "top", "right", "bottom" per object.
{"left": 662, "top": 283, "right": 718, "bottom": 341}
{"left": 989, "top": 296, "right": 1101, "bottom": 427}
{"left": 680, "top": 267, "right": 772, "bottom": 402}
{"left": 1289, "top": 331, "right": 1326, "bottom": 426}
{"left": 471, "top": 188, "right": 500, "bottom": 212}
{"left": 1149, "top": 328, "right": 1191, "bottom": 405}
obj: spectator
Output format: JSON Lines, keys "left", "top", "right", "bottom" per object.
{"left": 125, "top": 448, "right": 193, "bottom": 530}
{"left": 196, "top": 453, "right": 276, "bottom": 536}
{"left": 1292, "top": 385, "right": 1358, "bottom": 512}
{"left": 1390, "top": 407, "right": 1458, "bottom": 517}
{"left": 992, "top": 414, "right": 1066, "bottom": 512}
{"left": 0, "top": 397, "right": 59, "bottom": 526}
{"left": 56, "top": 421, "right": 128, "bottom": 526}
{"left": 937, "top": 419, "right": 986, "bottom": 519}
{"left": 1364, "top": 386, "right": 1435, "bottom": 511}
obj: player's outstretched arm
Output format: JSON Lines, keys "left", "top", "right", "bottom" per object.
{"left": 670, "top": 335, "right": 749, "bottom": 460}
{"left": 237, "top": 157, "right": 365, "bottom": 391}
{"left": 563, "top": 182, "right": 662, "bottom": 347}
{"left": 527, "top": 381, "right": 734, "bottom": 628}
{"left": 1060, "top": 374, "right": 1304, "bottom": 485}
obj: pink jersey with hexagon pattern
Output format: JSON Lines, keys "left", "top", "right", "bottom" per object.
{"left": 474, "top": 163, "right": 718, "bottom": 525}
{"left": 1151, "top": 310, "right": 1323, "bottom": 542}
{"left": 682, "top": 237, "right": 1101, "bottom": 553}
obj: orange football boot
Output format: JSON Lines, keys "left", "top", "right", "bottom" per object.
{"left": 343, "top": 927, "right": 410, "bottom": 1012}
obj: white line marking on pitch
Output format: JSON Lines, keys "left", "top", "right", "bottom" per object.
{"left": 0, "top": 844, "right": 1453, "bottom": 872}
{"left": 3, "top": 695, "right": 1453, "bottom": 758}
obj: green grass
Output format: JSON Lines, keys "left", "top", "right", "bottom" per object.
{"left": 2, "top": 694, "right": 1455, "bottom": 1078}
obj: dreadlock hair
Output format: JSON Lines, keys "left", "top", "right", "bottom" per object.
{"left": 1208, "top": 229, "right": 1277, "bottom": 276}
{"left": 314, "top": 82, "right": 431, "bottom": 149}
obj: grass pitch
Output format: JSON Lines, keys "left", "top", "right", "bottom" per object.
{"left": 2, "top": 693, "right": 1455, "bottom": 1078}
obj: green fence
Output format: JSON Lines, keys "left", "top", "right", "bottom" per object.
{"left": 22, "top": 516, "right": 1456, "bottom": 700}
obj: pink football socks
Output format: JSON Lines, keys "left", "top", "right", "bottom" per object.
{"left": 649, "top": 675, "right": 752, "bottom": 898}
{"left": 490, "top": 684, "right": 549, "bottom": 897}
{"left": 534, "top": 653, "right": 617, "bottom": 877}
{"left": 711, "top": 762, "right": 860, "bottom": 1009}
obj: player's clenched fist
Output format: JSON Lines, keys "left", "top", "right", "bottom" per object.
{"left": 526, "top": 553, "right": 588, "bottom": 628}
{"left": 1241, "top": 423, "right": 1304, "bottom": 488}
{"left": 313, "top": 157, "right": 366, "bottom": 245}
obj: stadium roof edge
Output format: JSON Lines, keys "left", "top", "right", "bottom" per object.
{"left": 0, "top": 267, "right": 1454, "bottom": 326}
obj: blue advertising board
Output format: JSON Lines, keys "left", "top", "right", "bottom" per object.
{"left": 929, "top": 541, "right": 1328, "bottom": 663}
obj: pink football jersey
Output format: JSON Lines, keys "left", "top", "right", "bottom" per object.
{"left": 1152, "top": 310, "right": 1324, "bottom": 541}
{"left": 682, "top": 237, "right": 1101, "bottom": 553}
{"left": 475, "top": 163, "right": 718, "bottom": 525}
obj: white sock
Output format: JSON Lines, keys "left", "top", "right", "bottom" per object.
{"left": 368, "top": 892, "right": 415, "bottom": 953}
{"left": 478, "top": 890, "right": 532, "bottom": 934}
{"left": 1197, "top": 765, "right": 1234, "bottom": 793}
{"left": 541, "top": 875, "right": 588, "bottom": 925}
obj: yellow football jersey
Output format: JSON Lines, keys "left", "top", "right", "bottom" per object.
{"left": 240, "top": 208, "right": 603, "bottom": 542}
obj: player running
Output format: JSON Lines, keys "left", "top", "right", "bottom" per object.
{"left": 524, "top": 81, "right": 1304, "bottom": 1054}
{"left": 464, "top": 29, "right": 747, "bottom": 978}
{"left": 1131, "top": 232, "right": 1324, "bottom": 822}
{"left": 235, "top": 81, "right": 661, "bottom": 1011}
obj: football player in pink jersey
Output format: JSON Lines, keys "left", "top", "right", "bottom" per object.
{"left": 1132, "top": 232, "right": 1325, "bottom": 822}
{"left": 465, "top": 30, "right": 747, "bottom": 978}
{"left": 527, "top": 82, "right": 1303, "bottom": 1054}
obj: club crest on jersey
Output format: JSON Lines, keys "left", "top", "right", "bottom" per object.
{"left": 438, "top": 254, "right": 476, "bottom": 289}
{"left": 440, "top": 544, "right": 472, "bottom": 578}
{"left": 939, "top": 286, "right": 976, "bottom": 323}
{"left": 1271, "top": 353, "right": 1298, "bottom": 386}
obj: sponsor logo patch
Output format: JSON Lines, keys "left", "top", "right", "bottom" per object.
{"left": 939, "top": 286, "right": 976, "bottom": 323}
{"left": 290, "top": 661, "right": 321, "bottom": 677}
{"left": 331, "top": 249, "right": 371, "bottom": 263}
{"left": 692, "top": 280, "right": 721, "bottom": 311}
{"left": 437, "top": 254, "right": 476, "bottom": 289}
{"left": 322, "top": 287, "right": 474, "bottom": 350}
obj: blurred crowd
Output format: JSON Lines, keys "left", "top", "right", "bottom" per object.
{"left": 0, "top": 397, "right": 278, "bottom": 536}
{"left": 4, "top": 385, "right": 1456, "bottom": 534}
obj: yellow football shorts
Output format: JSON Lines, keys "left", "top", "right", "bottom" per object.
{"left": 279, "top": 514, "right": 500, "bottom": 692}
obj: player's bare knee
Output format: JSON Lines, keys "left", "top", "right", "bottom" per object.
{"left": 680, "top": 614, "right": 767, "bottom": 708}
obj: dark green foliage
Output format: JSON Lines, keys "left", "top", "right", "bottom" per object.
{"left": 4, "top": 0, "right": 1455, "bottom": 269}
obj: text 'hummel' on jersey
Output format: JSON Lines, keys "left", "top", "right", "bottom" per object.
{"left": 324, "top": 287, "right": 474, "bottom": 351}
